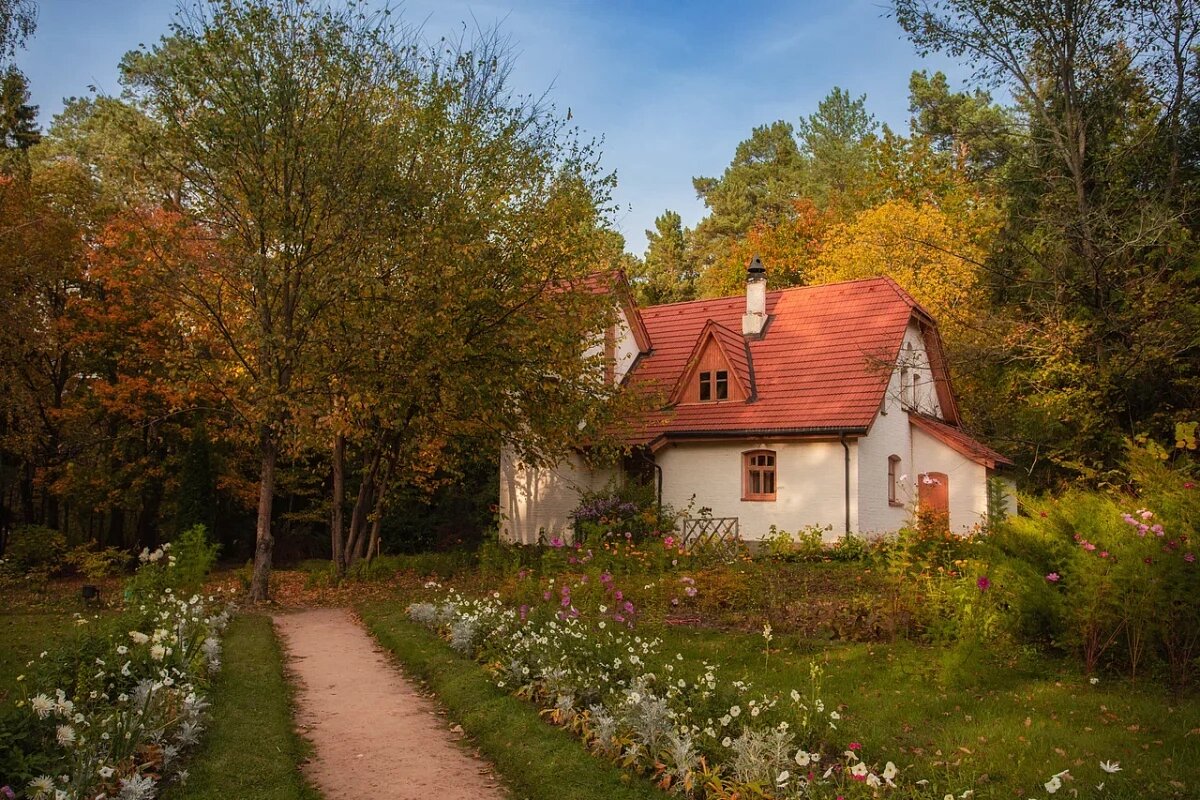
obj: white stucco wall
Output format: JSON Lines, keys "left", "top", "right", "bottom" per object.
{"left": 499, "top": 448, "right": 616, "bottom": 544}
{"left": 897, "top": 323, "right": 942, "bottom": 417}
{"left": 857, "top": 382, "right": 911, "bottom": 534}
{"left": 910, "top": 426, "right": 989, "bottom": 533}
{"left": 655, "top": 439, "right": 858, "bottom": 542}
{"left": 613, "top": 306, "right": 641, "bottom": 384}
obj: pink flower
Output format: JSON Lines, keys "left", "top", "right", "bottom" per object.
{"left": 1185, "top": 553, "right": 1196, "bottom": 563}
{"left": 685, "top": 586, "right": 698, "bottom": 597}
{"left": 977, "top": 576, "right": 991, "bottom": 592}
{"left": 519, "top": 604, "right": 529, "bottom": 621}
{"left": 543, "top": 591, "right": 551, "bottom": 601}
{"left": 663, "top": 535, "right": 675, "bottom": 548}
{"left": 1046, "top": 572, "right": 1061, "bottom": 582}
{"left": 1152, "top": 524, "right": 1165, "bottom": 536}
{"left": 848, "top": 742, "right": 862, "bottom": 751}
{"left": 1099, "top": 551, "right": 1109, "bottom": 559}
{"left": 1083, "top": 542, "right": 1097, "bottom": 551}
{"left": 1140, "top": 509, "right": 1154, "bottom": 520}
{"left": 1184, "top": 481, "right": 1195, "bottom": 490}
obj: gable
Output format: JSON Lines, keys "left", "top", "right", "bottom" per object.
{"left": 671, "top": 321, "right": 753, "bottom": 404}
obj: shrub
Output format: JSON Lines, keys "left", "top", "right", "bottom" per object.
{"left": 1, "top": 526, "right": 67, "bottom": 576}
{"left": 570, "top": 481, "right": 680, "bottom": 545}
{"left": 64, "top": 543, "right": 130, "bottom": 580}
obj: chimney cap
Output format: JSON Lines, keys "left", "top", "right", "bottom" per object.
{"left": 747, "top": 255, "right": 766, "bottom": 274}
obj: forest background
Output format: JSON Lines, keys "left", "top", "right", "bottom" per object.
{"left": 1, "top": 0, "right": 1197, "bottom": 598}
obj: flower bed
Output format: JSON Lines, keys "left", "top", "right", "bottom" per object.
{"left": 3, "top": 544, "right": 232, "bottom": 800}
{"left": 407, "top": 587, "right": 899, "bottom": 799}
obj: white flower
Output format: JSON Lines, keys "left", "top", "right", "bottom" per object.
{"left": 31, "top": 693, "right": 54, "bottom": 718}
{"left": 883, "top": 761, "right": 898, "bottom": 781}
{"left": 776, "top": 770, "right": 790, "bottom": 785}
{"left": 1099, "top": 760, "right": 1121, "bottom": 773}
{"left": 829, "top": 710, "right": 840, "bottom": 720}
{"left": 867, "top": 773, "right": 882, "bottom": 787}
{"left": 28, "top": 775, "right": 55, "bottom": 797}
{"left": 851, "top": 762, "right": 868, "bottom": 777}
{"left": 1090, "top": 676, "right": 1100, "bottom": 685}
{"left": 150, "top": 644, "right": 167, "bottom": 661}
{"left": 795, "top": 750, "right": 811, "bottom": 767}
{"left": 729, "top": 705, "right": 741, "bottom": 718}
{"left": 722, "top": 736, "right": 732, "bottom": 747}
{"left": 129, "top": 631, "right": 149, "bottom": 645}
{"left": 1045, "top": 775, "right": 1062, "bottom": 794}
{"left": 99, "top": 766, "right": 115, "bottom": 778}
{"left": 55, "top": 725, "right": 76, "bottom": 747}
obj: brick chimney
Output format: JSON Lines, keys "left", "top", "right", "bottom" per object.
{"left": 742, "top": 255, "right": 767, "bottom": 337}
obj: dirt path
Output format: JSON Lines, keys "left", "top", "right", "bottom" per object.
{"left": 274, "top": 608, "right": 507, "bottom": 800}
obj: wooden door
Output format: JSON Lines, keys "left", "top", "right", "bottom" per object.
{"left": 917, "top": 472, "right": 949, "bottom": 518}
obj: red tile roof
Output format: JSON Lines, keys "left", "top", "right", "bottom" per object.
{"left": 909, "top": 412, "right": 1013, "bottom": 468}
{"left": 624, "top": 276, "right": 960, "bottom": 447}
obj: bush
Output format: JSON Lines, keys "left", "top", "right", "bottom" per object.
{"left": 171, "top": 524, "right": 221, "bottom": 591}
{"left": 1, "top": 526, "right": 67, "bottom": 576}
{"left": 570, "top": 481, "right": 681, "bottom": 545}
{"left": 64, "top": 543, "right": 130, "bottom": 580}
{"left": 124, "top": 525, "right": 220, "bottom": 606}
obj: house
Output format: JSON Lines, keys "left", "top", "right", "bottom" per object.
{"left": 499, "top": 259, "right": 1014, "bottom": 544}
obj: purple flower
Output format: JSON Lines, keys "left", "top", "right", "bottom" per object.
{"left": 519, "top": 604, "right": 529, "bottom": 621}
{"left": 549, "top": 536, "right": 565, "bottom": 548}
{"left": 2, "top": 786, "right": 15, "bottom": 800}
{"left": 977, "top": 576, "right": 991, "bottom": 592}
{"left": 1185, "top": 553, "right": 1196, "bottom": 563}
{"left": 1046, "top": 572, "right": 1061, "bottom": 582}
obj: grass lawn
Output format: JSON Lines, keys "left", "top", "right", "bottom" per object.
{"left": 663, "top": 628, "right": 1200, "bottom": 799}
{"left": 167, "top": 614, "right": 319, "bottom": 800}
{"left": 0, "top": 612, "right": 93, "bottom": 705}
{"left": 360, "top": 602, "right": 665, "bottom": 800}
{"left": 360, "top": 593, "right": 1200, "bottom": 800}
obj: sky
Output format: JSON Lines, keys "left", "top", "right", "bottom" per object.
{"left": 19, "top": 0, "right": 971, "bottom": 254}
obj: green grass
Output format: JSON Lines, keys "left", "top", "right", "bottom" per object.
{"left": 361, "top": 595, "right": 1200, "bottom": 800}
{"left": 0, "top": 613, "right": 88, "bottom": 704}
{"left": 360, "top": 602, "right": 664, "bottom": 800}
{"left": 662, "top": 628, "right": 1200, "bottom": 799}
{"left": 168, "top": 614, "right": 319, "bottom": 800}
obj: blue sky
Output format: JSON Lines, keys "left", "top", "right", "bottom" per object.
{"left": 21, "top": 1, "right": 969, "bottom": 253}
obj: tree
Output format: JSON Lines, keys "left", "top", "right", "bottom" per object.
{"left": 636, "top": 210, "right": 696, "bottom": 304}
{"left": 795, "top": 87, "right": 878, "bottom": 210}
{"left": 809, "top": 198, "right": 994, "bottom": 342}
{"left": 0, "top": 67, "right": 38, "bottom": 149}
{"left": 893, "top": 0, "right": 1200, "bottom": 480}
{"left": 121, "top": 0, "right": 417, "bottom": 599}
{"left": 907, "top": 70, "right": 1011, "bottom": 178}
{"left": 0, "top": 0, "right": 35, "bottom": 68}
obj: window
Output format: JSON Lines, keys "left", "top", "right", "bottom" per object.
{"left": 888, "top": 455, "right": 902, "bottom": 506}
{"left": 900, "top": 367, "right": 911, "bottom": 406}
{"left": 910, "top": 373, "right": 921, "bottom": 409}
{"left": 743, "top": 450, "right": 777, "bottom": 501}
{"left": 699, "top": 370, "right": 729, "bottom": 401}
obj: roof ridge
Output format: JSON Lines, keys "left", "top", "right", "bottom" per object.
{"left": 641, "top": 275, "right": 905, "bottom": 313}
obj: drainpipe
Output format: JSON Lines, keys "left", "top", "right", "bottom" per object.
{"left": 839, "top": 432, "right": 851, "bottom": 535}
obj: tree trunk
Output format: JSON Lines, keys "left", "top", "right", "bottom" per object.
{"left": 344, "top": 448, "right": 381, "bottom": 569}
{"left": 331, "top": 432, "right": 345, "bottom": 572}
{"left": 247, "top": 427, "right": 278, "bottom": 602}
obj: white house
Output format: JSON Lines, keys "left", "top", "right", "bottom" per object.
{"left": 499, "top": 259, "right": 1013, "bottom": 544}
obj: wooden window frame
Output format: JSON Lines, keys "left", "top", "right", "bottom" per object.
{"left": 888, "top": 455, "right": 902, "bottom": 506}
{"left": 699, "top": 371, "right": 712, "bottom": 401}
{"left": 742, "top": 449, "right": 777, "bottom": 501}
{"left": 715, "top": 370, "right": 728, "bottom": 400}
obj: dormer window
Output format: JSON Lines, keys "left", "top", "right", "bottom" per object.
{"left": 699, "top": 370, "right": 728, "bottom": 401}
